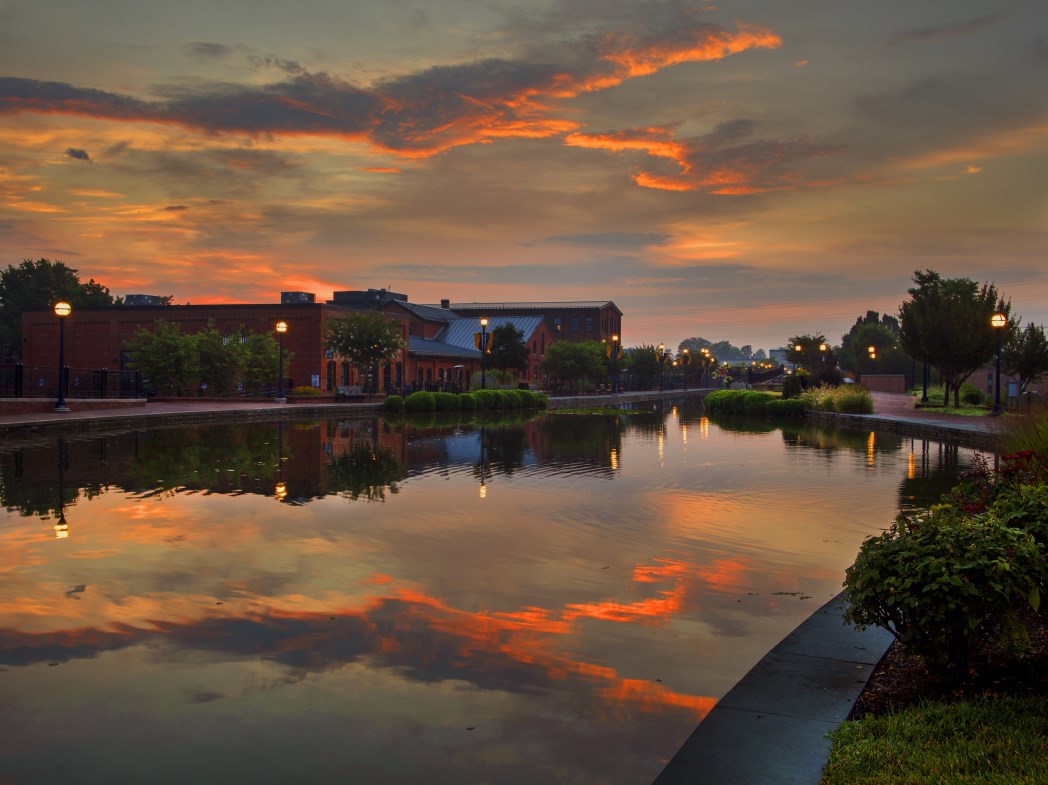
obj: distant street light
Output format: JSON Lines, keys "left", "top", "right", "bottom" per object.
{"left": 275, "top": 320, "right": 288, "bottom": 403}
{"left": 991, "top": 312, "right": 1007, "bottom": 415}
{"left": 868, "top": 345, "right": 877, "bottom": 377}
{"left": 54, "top": 301, "right": 71, "bottom": 412}
{"left": 480, "top": 318, "right": 489, "bottom": 389}
{"left": 657, "top": 342, "right": 667, "bottom": 391}
{"left": 680, "top": 348, "right": 690, "bottom": 390}
{"left": 610, "top": 333, "right": 620, "bottom": 392}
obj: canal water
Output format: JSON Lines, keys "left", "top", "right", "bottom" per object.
{"left": 0, "top": 400, "right": 979, "bottom": 784}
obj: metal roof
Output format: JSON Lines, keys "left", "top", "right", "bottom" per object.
{"left": 408, "top": 336, "right": 479, "bottom": 359}
{"left": 390, "top": 301, "right": 456, "bottom": 322}
{"left": 441, "top": 315, "right": 543, "bottom": 349}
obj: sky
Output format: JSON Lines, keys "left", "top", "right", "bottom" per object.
{"left": 1, "top": 0, "right": 1046, "bottom": 352}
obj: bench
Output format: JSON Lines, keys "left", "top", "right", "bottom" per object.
{"left": 336, "top": 385, "right": 368, "bottom": 402}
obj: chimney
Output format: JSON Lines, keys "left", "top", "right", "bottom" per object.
{"left": 440, "top": 299, "right": 450, "bottom": 309}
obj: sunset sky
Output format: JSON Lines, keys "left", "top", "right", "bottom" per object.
{"left": 1, "top": 0, "right": 1045, "bottom": 350}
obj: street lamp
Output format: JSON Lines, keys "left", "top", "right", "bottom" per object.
{"left": 991, "top": 312, "right": 1007, "bottom": 415}
{"left": 657, "top": 342, "right": 667, "bottom": 391}
{"left": 54, "top": 301, "right": 71, "bottom": 412}
{"left": 611, "top": 333, "right": 620, "bottom": 392}
{"left": 868, "top": 345, "right": 877, "bottom": 376}
{"left": 275, "top": 321, "right": 288, "bottom": 403}
{"left": 480, "top": 317, "right": 489, "bottom": 389}
{"left": 680, "top": 348, "right": 690, "bottom": 390}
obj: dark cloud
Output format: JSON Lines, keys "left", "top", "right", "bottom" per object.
{"left": 188, "top": 42, "right": 232, "bottom": 59}
{"left": 884, "top": 13, "right": 1006, "bottom": 48}
{"left": 163, "top": 205, "right": 188, "bottom": 211}
{"left": 65, "top": 147, "right": 91, "bottom": 162}
{"left": 248, "top": 55, "right": 304, "bottom": 75}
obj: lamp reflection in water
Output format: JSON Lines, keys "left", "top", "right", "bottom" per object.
{"left": 54, "top": 437, "right": 70, "bottom": 538}
{"left": 475, "top": 426, "right": 491, "bottom": 498}
{"left": 274, "top": 420, "right": 288, "bottom": 501}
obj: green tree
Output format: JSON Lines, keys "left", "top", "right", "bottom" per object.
{"left": 240, "top": 331, "right": 286, "bottom": 394}
{"left": 899, "top": 270, "right": 1011, "bottom": 407}
{"left": 838, "top": 312, "right": 908, "bottom": 377}
{"left": 625, "top": 344, "right": 661, "bottom": 388}
{"left": 540, "top": 340, "right": 607, "bottom": 392}
{"left": 1002, "top": 321, "right": 1048, "bottom": 396}
{"left": 193, "top": 321, "right": 243, "bottom": 396}
{"left": 325, "top": 311, "right": 405, "bottom": 391}
{"left": 0, "top": 258, "right": 118, "bottom": 361}
{"left": 125, "top": 320, "right": 196, "bottom": 396}
{"left": 487, "top": 323, "right": 529, "bottom": 375}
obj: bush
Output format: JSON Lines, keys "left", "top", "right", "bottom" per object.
{"left": 501, "top": 389, "right": 526, "bottom": 408}
{"left": 472, "top": 389, "right": 500, "bottom": 409}
{"left": 832, "top": 385, "right": 874, "bottom": 414}
{"left": 987, "top": 483, "right": 1048, "bottom": 552}
{"left": 433, "top": 391, "right": 461, "bottom": 412}
{"left": 843, "top": 506, "right": 1043, "bottom": 675}
{"left": 741, "top": 391, "right": 770, "bottom": 415}
{"left": 458, "top": 393, "right": 478, "bottom": 411}
{"left": 289, "top": 385, "right": 322, "bottom": 396}
{"left": 781, "top": 373, "right": 805, "bottom": 399}
{"left": 763, "top": 398, "right": 806, "bottom": 418}
{"left": 1004, "top": 400, "right": 1048, "bottom": 464}
{"left": 383, "top": 394, "right": 405, "bottom": 412}
{"left": 960, "top": 382, "right": 986, "bottom": 406}
{"left": 404, "top": 391, "right": 436, "bottom": 412}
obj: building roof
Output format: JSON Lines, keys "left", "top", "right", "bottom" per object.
{"left": 440, "top": 315, "right": 543, "bottom": 349}
{"left": 387, "top": 301, "right": 456, "bottom": 322}
{"left": 408, "top": 336, "right": 480, "bottom": 359}
{"left": 431, "top": 301, "right": 619, "bottom": 312}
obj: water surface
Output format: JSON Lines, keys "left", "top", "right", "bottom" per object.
{"left": 0, "top": 401, "right": 979, "bottom": 784}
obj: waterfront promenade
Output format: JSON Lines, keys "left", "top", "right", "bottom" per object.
{"left": 0, "top": 391, "right": 1001, "bottom": 784}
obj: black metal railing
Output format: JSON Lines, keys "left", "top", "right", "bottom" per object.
{"left": 1, "top": 364, "right": 143, "bottom": 399}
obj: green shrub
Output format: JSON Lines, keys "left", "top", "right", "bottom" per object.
{"left": 960, "top": 382, "right": 985, "bottom": 406}
{"left": 704, "top": 389, "right": 744, "bottom": 415}
{"left": 843, "top": 506, "right": 1042, "bottom": 675}
{"left": 1004, "top": 402, "right": 1048, "bottom": 464}
{"left": 801, "top": 384, "right": 836, "bottom": 412}
{"left": 433, "top": 391, "right": 461, "bottom": 411}
{"left": 289, "top": 385, "right": 322, "bottom": 396}
{"left": 781, "top": 373, "right": 805, "bottom": 399}
{"left": 741, "top": 391, "right": 770, "bottom": 415}
{"left": 404, "top": 391, "right": 436, "bottom": 412}
{"left": 502, "top": 389, "right": 526, "bottom": 408}
{"left": 832, "top": 385, "right": 873, "bottom": 414}
{"left": 472, "top": 389, "right": 500, "bottom": 409}
{"left": 383, "top": 394, "right": 405, "bottom": 412}
{"left": 763, "top": 398, "right": 806, "bottom": 418}
{"left": 458, "top": 393, "right": 477, "bottom": 411}
{"left": 988, "top": 483, "right": 1048, "bottom": 552}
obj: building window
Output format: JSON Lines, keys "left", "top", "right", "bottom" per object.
{"left": 585, "top": 317, "right": 593, "bottom": 332}
{"left": 554, "top": 317, "right": 562, "bottom": 332}
{"left": 571, "top": 317, "right": 579, "bottom": 332}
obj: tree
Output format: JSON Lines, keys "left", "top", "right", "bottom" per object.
{"left": 625, "top": 344, "right": 661, "bottom": 388}
{"left": 487, "top": 323, "right": 529, "bottom": 374}
{"left": 193, "top": 321, "right": 243, "bottom": 396}
{"left": 838, "top": 311, "right": 908, "bottom": 377}
{"left": 324, "top": 312, "right": 405, "bottom": 391}
{"left": 0, "top": 258, "right": 117, "bottom": 361}
{"left": 540, "top": 340, "right": 606, "bottom": 393}
{"left": 240, "top": 332, "right": 286, "bottom": 394}
{"left": 899, "top": 270, "right": 1011, "bottom": 407}
{"left": 125, "top": 320, "right": 196, "bottom": 396}
{"left": 1002, "top": 321, "right": 1048, "bottom": 396}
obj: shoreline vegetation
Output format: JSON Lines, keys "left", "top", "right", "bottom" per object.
{"left": 821, "top": 401, "right": 1048, "bottom": 785}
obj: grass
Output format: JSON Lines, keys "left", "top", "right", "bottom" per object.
{"left": 822, "top": 696, "right": 1048, "bottom": 785}
{"left": 911, "top": 385, "right": 993, "bottom": 417}
{"left": 801, "top": 383, "right": 874, "bottom": 414}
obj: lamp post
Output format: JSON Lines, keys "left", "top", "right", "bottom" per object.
{"left": 867, "top": 345, "right": 877, "bottom": 377}
{"left": 275, "top": 321, "right": 288, "bottom": 403}
{"left": 681, "top": 348, "right": 690, "bottom": 390}
{"left": 54, "top": 301, "right": 71, "bottom": 412}
{"left": 657, "top": 342, "right": 666, "bottom": 391}
{"left": 611, "top": 333, "right": 620, "bottom": 392}
{"left": 480, "top": 317, "right": 489, "bottom": 389}
{"left": 991, "top": 312, "right": 1007, "bottom": 415}
{"left": 793, "top": 343, "right": 803, "bottom": 373}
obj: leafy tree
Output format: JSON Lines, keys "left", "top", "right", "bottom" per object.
{"left": 625, "top": 344, "right": 661, "bottom": 388}
{"left": 899, "top": 270, "right": 1010, "bottom": 407}
{"left": 193, "top": 321, "right": 242, "bottom": 395}
{"left": 240, "top": 331, "right": 286, "bottom": 394}
{"left": 540, "top": 340, "right": 607, "bottom": 392}
{"left": 838, "top": 312, "right": 909, "bottom": 377}
{"left": 0, "top": 258, "right": 118, "bottom": 361}
{"left": 325, "top": 311, "right": 405, "bottom": 391}
{"left": 1002, "top": 321, "right": 1048, "bottom": 396}
{"left": 487, "top": 323, "right": 529, "bottom": 374}
{"left": 125, "top": 320, "right": 196, "bottom": 396}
